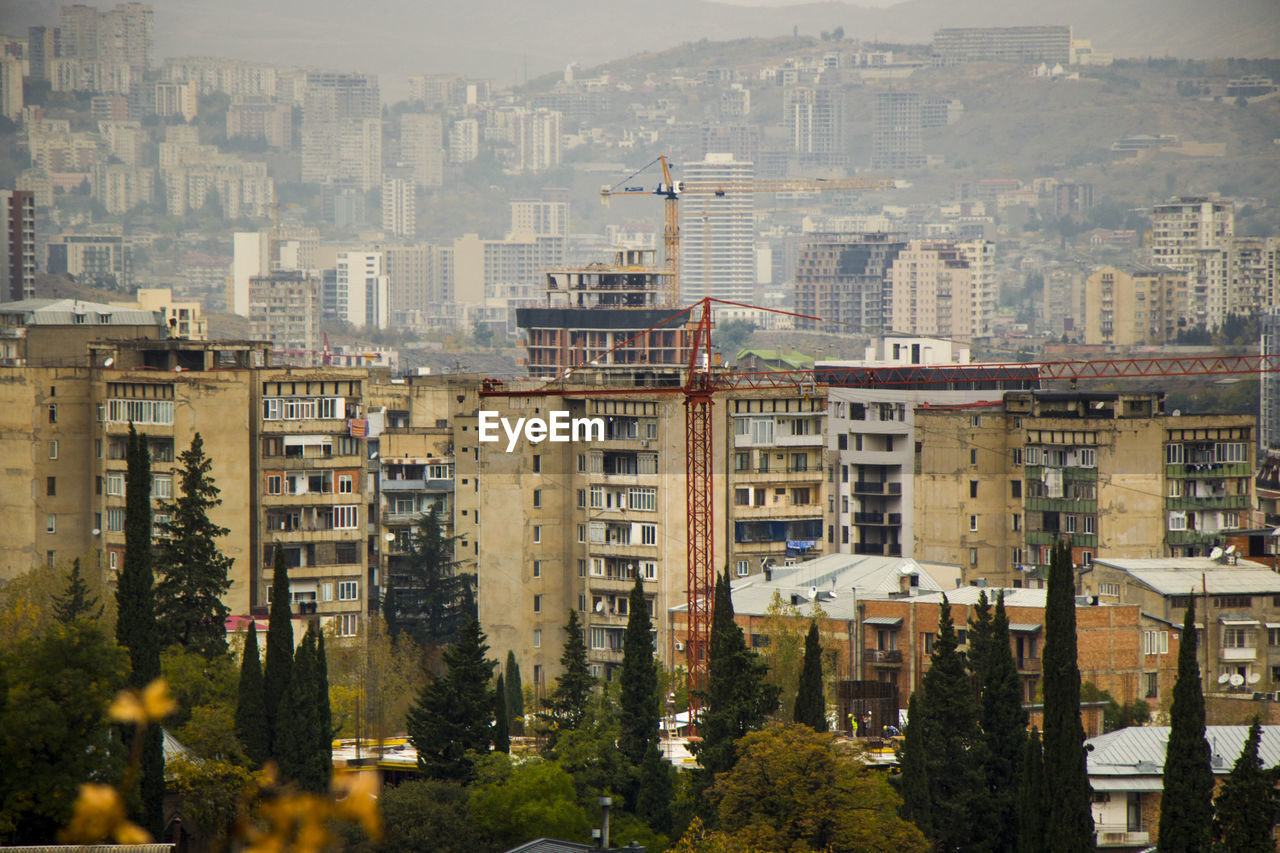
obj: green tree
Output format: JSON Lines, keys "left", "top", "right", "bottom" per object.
{"left": 1211, "top": 717, "right": 1277, "bottom": 852}
{"left": 711, "top": 724, "right": 930, "bottom": 853}
{"left": 977, "top": 591, "right": 1027, "bottom": 853}
{"left": 0, "top": 621, "right": 129, "bottom": 842}
{"left": 263, "top": 545, "right": 293, "bottom": 754}
{"left": 1158, "top": 593, "right": 1213, "bottom": 853}
{"left": 793, "top": 620, "right": 826, "bottom": 730}
{"left": 383, "top": 503, "right": 476, "bottom": 646}
{"left": 168, "top": 757, "right": 252, "bottom": 846}
{"left": 469, "top": 755, "right": 592, "bottom": 849}
{"left": 505, "top": 651, "right": 525, "bottom": 735}
{"left": 154, "top": 434, "right": 233, "bottom": 659}
{"left": 1017, "top": 728, "right": 1047, "bottom": 853}
{"left": 406, "top": 618, "right": 496, "bottom": 782}
{"left": 546, "top": 609, "right": 595, "bottom": 738}
{"left": 380, "top": 780, "right": 485, "bottom": 853}
{"left": 52, "top": 558, "right": 103, "bottom": 623}
{"left": 313, "top": 630, "right": 333, "bottom": 788}
{"left": 276, "top": 623, "right": 326, "bottom": 792}
{"left": 898, "top": 691, "right": 931, "bottom": 838}
{"left": 115, "top": 423, "right": 164, "bottom": 837}
{"left": 919, "top": 594, "right": 981, "bottom": 851}
{"left": 1041, "top": 540, "right": 1093, "bottom": 853}
{"left": 691, "top": 568, "right": 781, "bottom": 812}
{"left": 234, "top": 622, "right": 269, "bottom": 766}
{"left": 967, "top": 589, "right": 994, "bottom": 691}
{"left": 619, "top": 574, "right": 659, "bottom": 768}
{"left": 493, "top": 674, "right": 511, "bottom": 753}
{"left": 636, "top": 741, "right": 675, "bottom": 835}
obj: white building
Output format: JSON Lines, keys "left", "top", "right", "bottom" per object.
{"left": 330, "top": 250, "right": 390, "bottom": 329}
{"left": 449, "top": 118, "right": 480, "bottom": 164}
{"left": 400, "top": 113, "right": 444, "bottom": 188}
{"left": 1150, "top": 196, "right": 1235, "bottom": 329}
{"left": 678, "top": 153, "right": 755, "bottom": 304}
{"left": 381, "top": 176, "right": 416, "bottom": 238}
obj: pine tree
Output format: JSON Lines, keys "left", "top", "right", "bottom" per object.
{"left": 547, "top": 609, "right": 594, "bottom": 734}
{"left": 406, "top": 618, "right": 496, "bottom": 782}
{"left": 115, "top": 424, "right": 164, "bottom": 837}
{"left": 1041, "top": 539, "right": 1093, "bottom": 853}
{"left": 276, "top": 624, "right": 324, "bottom": 791}
{"left": 234, "top": 622, "right": 269, "bottom": 767}
{"left": 383, "top": 503, "right": 476, "bottom": 646}
{"left": 263, "top": 545, "right": 293, "bottom": 754}
{"left": 919, "top": 594, "right": 981, "bottom": 851}
{"left": 52, "top": 557, "right": 102, "bottom": 623}
{"left": 314, "top": 629, "right": 333, "bottom": 789}
{"left": 635, "top": 741, "right": 675, "bottom": 834}
{"left": 1017, "top": 727, "right": 1047, "bottom": 853}
{"left": 493, "top": 674, "right": 511, "bottom": 753}
{"left": 154, "top": 434, "right": 234, "bottom": 659}
{"left": 1159, "top": 593, "right": 1214, "bottom": 853}
{"left": 691, "top": 568, "right": 781, "bottom": 811}
{"left": 978, "top": 591, "right": 1027, "bottom": 853}
{"left": 968, "top": 588, "right": 994, "bottom": 692}
{"left": 505, "top": 651, "right": 525, "bottom": 735}
{"left": 619, "top": 574, "right": 659, "bottom": 768}
{"left": 899, "top": 690, "right": 932, "bottom": 839}
{"left": 1211, "top": 717, "right": 1276, "bottom": 852}
{"left": 793, "top": 620, "right": 826, "bottom": 730}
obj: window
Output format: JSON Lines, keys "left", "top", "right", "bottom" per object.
{"left": 577, "top": 489, "right": 586, "bottom": 508}
{"left": 152, "top": 475, "right": 172, "bottom": 499}
{"left": 105, "top": 399, "right": 173, "bottom": 425}
{"left": 590, "top": 627, "right": 607, "bottom": 650}
{"left": 532, "top": 489, "right": 541, "bottom": 508}
{"left": 590, "top": 485, "right": 604, "bottom": 509}
{"left": 48, "top": 440, "right": 57, "bottom": 460}
{"left": 969, "top": 548, "right": 978, "bottom": 566}
{"left": 337, "top": 474, "right": 354, "bottom": 494}
{"left": 46, "top": 514, "right": 56, "bottom": 534}
{"left": 1165, "top": 443, "right": 1185, "bottom": 464}
{"left": 969, "top": 515, "right": 978, "bottom": 532}
{"left": 1214, "top": 595, "right": 1252, "bottom": 609}
{"left": 95, "top": 439, "right": 102, "bottom": 459}
{"left": 338, "top": 614, "right": 359, "bottom": 637}
{"left": 1270, "top": 628, "right": 1280, "bottom": 647}
{"left": 48, "top": 404, "right": 57, "bottom": 424}
{"left": 838, "top": 434, "right": 847, "bottom": 450}
{"left": 533, "top": 594, "right": 542, "bottom": 613}
{"left": 1145, "top": 672, "right": 1159, "bottom": 699}
{"left": 735, "top": 452, "right": 750, "bottom": 471}
{"left": 1223, "top": 628, "right": 1252, "bottom": 649}
{"left": 1169, "top": 479, "right": 1183, "bottom": 498}
{"left": 1143, "top": 630, "right": 1169, "bottom": 655}
{"left": 1012, "top": 448, "right": 1023, "bottom": 465}
{"left": 106, "top": 507, "right": 126, "bottom": 531}
{"left": 321, "top": 583, "right": 333, "bottom": 602}
{"left": 533, "top": 560, "right": 542, "bottom": 578}
{"left": 1078, "top": 448, "right": 1096, "bottom": 468}
{"left": 533, "top": 526, "right": 541, "bottom": 543}
{"left": 736, "top": 560, "right": 749, "bottom": 576}
{"left": 1012, "top": 514, "right": 1021, "bottom": 532}
{"left": 1065, "top": 515, "right": 1078, "bottom": 534}
{"left": 970, "top": 415, "right": 981, "bottom": 427}
{"left": 640, "top": 561, "right": 657, "bottom": 581}
{"left": 106, "top": 472, "right": 125, "bottom": 496}
{"left": 1011, "top": 480, "right": 1022, "bottom": 499}
{"left": 1168, "top": 512, "right": 1187, "bottom": 531}
{"left": 46, "top": 476, "right": 56, "bottom": 496}
{"left": 969, "top": 481, "right": 978, "bottom": 498}
{"left": 577, "top": 454, "right": 586, "bottom": 473}
{"left": 970, "top": 449, "right": 978, "bottom": 465}
{"left": 638, "top": 454, "right": 658, "bottom": 474}
{"left": 1025, "top": 446, "right": 1040, "bottom": 465}
{"left": 1101, "top": 582, "right": 1120, "bottom": 597}
{"left": 267, "top": 475, "right": 282, "bottom": 495}
{"left": 1083, "top": 516, "right": 1095, "bottom": 534}
{"left": 1216, "top": 442, "right": 1247, "bottom": 463}
{"left": 534, "top": 629, "right": 542, "bottom": 648}
{"left": 735, "top": 488, "right": 751, "bottom": 506}
{"left": 923, "top": 632, "right": 936, "bottom": 655}
{"left": 532, "top": 455, "right": 541, "bottom": 473}
{"left": 629, "top": 487, "right": 656, "bottom": 511}
{"left": 332, "top": 505, "right": 359, "bottom": 529}
{"left": 337, "top": 581, "right": 358, "bottom": 601}
{"left": 640, "top": 524, "right": 657, "bottom": 545}
{"left": 577, "top": 524, "right": 585, "bottom": 543}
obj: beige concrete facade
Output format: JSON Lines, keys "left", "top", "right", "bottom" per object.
{"left": 1083, "top": 265, "right": 1189, "bottom": 347}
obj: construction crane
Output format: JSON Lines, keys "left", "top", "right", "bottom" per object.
{"left": 601, "top": 155, "right": 897, "bottom": 306}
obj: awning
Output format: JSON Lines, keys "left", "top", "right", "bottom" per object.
{"left": 1009, "top": 623, "right": 1043, "bottom": 633}
{"left": 1090, "top": 777, "right": 1165, "bottom": 792}
{"left": 863, "top": 616, "right": 903, "bottom": 627}
{"left": 1266, "top": 623, "right": 1280, "bottom": 630}
{"left": 1219, "top": 616, "right": 1260, "bottom": 626}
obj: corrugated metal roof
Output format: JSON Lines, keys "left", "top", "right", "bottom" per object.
{"left": 914, "top": 587, "right": 1048, "bottom": 608}
{"left": 0, "top": 298, "right": 162, "bottom": 326}
{"left": 1087, "top": 726, "right": 1280, "bottom": 781}
{"left": 1127, "top": 569, "right": 1280, "bottom": 596}
{"left": 503, "top": 839, "right": 599, "bottom": 853}
{"left": 1008, "top": 622, "right": 1043, "bottom": 633}
{"left": 864, "top": 616, "right": 903, "bottom": 627}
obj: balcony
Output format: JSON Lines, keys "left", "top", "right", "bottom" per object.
{"left": 1220, "top": 646, "right": 1256, "bottom": 662}
{"left": 1165, "top": 494, "right": 1250, "bottom": 512}
{"left": 1025, "top": 465, "right": 1097, "bottom": 482}
{"left": 853, "top": 481, "right": 902, "bottom": 496}
{"left": 1025, "top": 497, "right": 1097, "bottom": 514}
{"left": 1016, "top": 658, "right": 1041, "bottom": 672}
{"left": 854, "top": 542, "right": 902, "bottom": 557}
{"left": 1166, "top": 529, "right": 1221, "bottom": 546}
{"left": 853, "top": 512, "right": 903, "bottom": 526}
{"left": 1095, "top": 827, "right": 1150, "bottom": 848}
{"left": 1166, "top": 462, "right": 1252, "bottom": 479}
{"left": 1025, "top": 530, "right": 1098, "bottom": 548}
{"left": 865, "top": 648, "right": 903, "bottom": 665}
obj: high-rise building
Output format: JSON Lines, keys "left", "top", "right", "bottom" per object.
{"left": 1150, "top": 196, "right": 1235, "bottom": 329}
{"left": 886, "top": 239, "right": 995, "bottom": 341}
{"left": 249, "top": 271, "right": 323, "bottom": 355}
{"left": 1084, "top": 265, "right": 1189, "bottom": 347}
{"left": 784, "top": 86, "right": 844, "bottom": 159}
{"left": 794, "top": 233, "right": 906, "bottom": 333}
{"left": 0, "top": 190, "right": 36, "bottom": 303}
{"left": 933, "top": 26, "right": 1072, "bottom": 65}
{"left": 872, "top": 92, "right": 924, "bottom": 171}
{"left": 0, "top": 58, "right": 24, "bottom": 121}
{"left": 226, "top": 97, "right": 292, "bottom": 149}
{"left": 47, "top": 233, "right": 133, "bottom": 291}
{"left": 1261, "top": 310, "right": 1280, "bottom": 450}
{"left": 449, "top": 118, "right": 480, "bottom": 164}
{"left": 301, "top": 73, "right": 381, "bottom": 189}
{"left": 385, "top": 244, "right": 451, "bottom": 320}
{"left": 400, "top": 113, "right": 444, "bottom": 188}
{"left": 329, "top": 250, "right": 389, "bottom": 329}
{"left": 381, "top": 176, "right": 416, "bottom": 238}
{"left": 678, "top": 153, "right": 755, "bottom": 303}
{"left": 511, "top": 109, "right": 561, "bottom": 172}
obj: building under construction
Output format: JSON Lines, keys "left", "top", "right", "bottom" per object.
{"left": 516, "top": 248, "right": 697, "bottom": 379}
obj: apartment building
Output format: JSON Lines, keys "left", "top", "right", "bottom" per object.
{"left": 248, "top": 271, "right": 323, "bottom": 354}
{"left": 328, "top": 251, "right": 390, "bottom": 330}
{"left": 793, "top": 233, "right": 906, "bottom": 334}
{"left": 914, "top": 391, "right": 1256, "bottom": 588}
{"left": 1083, "top": 265, "right": 1190, "bottom": 347}
{"left": 784, "top": 85, "right": 844, "bottom": 160}
{"left": 381, "top": 175, "right": 416, "bottom": 238}
{"left": 48, "top": 233, "right": 133, "bottom": 291}
{"left": 1150, "top": 196, "right": 1234, "bottom": 329}
{"left": 886, "top": 239, "right": 996, "bottom": 341}
{"left": 385, "top": 244, "right": 452, "bottom": 322}
{"left": 1, "top": 190, "right": 36, "bottom": 303}
{"left": 679, "top": 153, "right": 755, "bottom": 304}
{"left": 871, "top": 92, "right": 924, "bottom": 172}
{"left": 400, "top": 113, "right": 445, "bottom": 188}
{"left": 932, "top": 26, "right": 1072, "bottom": 65}
{"left": 226, "top": 97, "right": 293, "bottom": 149}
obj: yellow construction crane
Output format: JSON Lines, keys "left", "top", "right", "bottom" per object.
{"left": 601, "top": 154, "right": 897, "bottom": 305}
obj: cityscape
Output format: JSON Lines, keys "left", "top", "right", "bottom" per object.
{"left": 0, "top": 1, "right": 1279, "bottom": 850}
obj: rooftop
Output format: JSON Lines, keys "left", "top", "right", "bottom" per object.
{"left": 0, "top": 298, "right": 163, "bottom": 327}
{"left": 1087, "top": 726, "right": 1280, "bottom": 791}
{"left": 1093, "top": 557, "right": 1280, "bottom": 595}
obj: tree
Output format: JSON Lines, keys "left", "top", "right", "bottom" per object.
{"left": 976, "top": 591, "right": 1027, "bottom": 853}
{"left": 313, "top": 630, "right": 333, "bottom": 788}
{"left": 793, "top": 621, "right": 826, "bottom": 730}
{"left": 235, "top": 623, "right": 269, "bottom": 766}
{"left": 383, "top": 503, "right": 476, "bottom": 646}
{"left": 406, "top": 618, "right": 496, "bottom": 782}
{"left": 115, "top": 423, "right": 164, "bottom": 837}
{"left": 918, "top": 595, "right": 981, "bottom": 851}
{"left": 493, "top": 675, "right": 511, "bottom": 753}
{"left": 326, "top": 615, "right": 425, "bottom": 743}
{"left": 276, "top": 623, "right": 326, "bottom": 792}
{"left": 711, "top": 725, "right": 930, "bottom": 853}
{"left": 52, "top": 558, "right": 103, "bottom": 623}
{"left": 898, "top": 691, "right": 931, "bottom": 838}
{"left": 1159, "top": 593, "right": 1214, "bottom": 853}
{"left": 1017, "top": 728, "right": 1047, "bottom": 853}
{"left": 379, "top": 780, "right": 485, "bottom": 853}
{"left": 1211, "top": 717, "right": 1277, "bottom": 852}
{"left": 1041, "top": 540, "right": 1093, "bottom": 852}
{"left": 967, "top": 589, "right": 994, "bottom": 692}
{"left": 168, "top": 758, "right": 253, "bottom": 847}
{"left": 263, "top": 545, "right": 293, "bottom": 754}
{"left": 546, "top": 609, "right": 595, "bottom": 737}
{"left": 469, "top": 755, "right": 592, "bottom": 849}
{"left": 506, "top": 651, "right": 525, "bottom": 735}
{"left": 154, "top": 434, "right": 234, "bottom": 659}
{"left": 619, "top": 574, "right": 659, "bottom": 768}
{"left": 636, "top": 741, "right": 675, "bottom": 835}
{"left": 0, "top": 622, "right": 129, "bottom": 843}
{"left": 691, "top": 568, "right": 781, "bottom": 811}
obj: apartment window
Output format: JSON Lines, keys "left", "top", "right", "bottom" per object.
{"left": 533, "top": 560, "right": 542, "bottom": 578}
{"left": 533, "top": 489, "right": 542, "bottom": 509}
{"left": 1143, "top": 630, "right": 1169, "bottom": 655}
{"left": 590, "top": 485, "right": 603, "bottom": 509}
{"left": 106, "top": 472, "right": 125, "bottom": 496}
{"left": 1214, "top": 595, "right": 1252, "bottom": 609}
{"left": 1078, "top": 448, "right": 1096, "bottom": 468}
{"left": 95, "top": 439, "right": 102, "bottom": 459}
{"left": 838, "top": 434, "right": 848, "bottom": 450}
{"left": 1223, "top": 628, "right": 1252, "bottom": 649}
{"left": 736, "top": 560, "right": 749, "bottom": 577}
{"left": 1083, "top": 516, "right": 1095, "bottom": 534}
{"left": 577, "top": 559, "right": 586, "bottom": 577}
{"left": 1012, "top": 547, "right": 1024, "bottom": 566}
{"left": 969, "top": 515, "right": 978, "bottom": 532}
{"left": 1065, "top": 515, "right": 1078, "bottom": 534}
{"left": 577, "top": 524, "right": 585, "bottom": 543}
{"left": 923, "top": 632, "right": 936, "bottom": 655}
{"left": 1145, "top": 672, "right": 1159, "bottom": 699}
{"left": 735, "top": 452, "right": 750, "bottom": 471}
{"left": 590, "top": 558, "right": 604, "bottom": 577}
{"left": 338, "top": 614, "right": 359, "bottom": 637}
{"left": 321, "top": 583, "right": 333, "bottom": 602}
{"left": 1012, "top": 448, "right": 1023, "bottom": 465}
{"left": 337, "top": 474, "right": 354, "bottom": 494}
{"left": 970, "top": 449, "right": 978, "bottom": 466}
{"left": 337, "top": 581, "right": 358, "bottom": 601}
{"left": 46, "top": 514, "right": 56, "bottom": 534}
{"left": 1168, "top": 512, "right": 1187, "bottom": 531}
{"left": 1216, "top": 442, "right": 1247, "bottom": 463}
{"left": 735, "top": 488, "right": 751, "bottom": 506}
{"left": 969, "top": 548, "right": 978, "bottom": 566}
{"left": 1169, "top": 480, "right": 1183, "bottom": 498}
{"left": 533, "top": 594, "right": 542, "bottom": 613}
{"left": 1012, "top": 514, "right": 1021, "bottom": 532}
{"left": 332, "top": 505, "right": 359, "bottom": 529}
{"left": 641, "top": 524, "right": 657, "bottom": 545}
{"left": 969, "top": 481, "right": 978, "bottom": 498}
{"left": 1165, "top": 443, "right": 1185, "bottom": 464}
{"left": 577, "top": 489, "right": 586, "bottom": 509}
{"left": 638, "top": 454, "right": 658, "bottom": 474}
{"left": 46, "top": 476, "right": 56, "bottom": 496}
{"left": 106, "top": 507, "right": 126, "bottom": 531}
{"left": 532, "top": 455, "right": 541, "bottom": 473}
{"left": 629, "top": 487, "right": 657, "bottom": 511}
{"left": 48, "top": 440, "right": 58, "bottom": 460}
{"left": 533, "top": 526, "right": 541, "bottom": 543}
{"left": 1270, "top": 628, "right": 1280, "bottom": 647}
{"left": 534, "top": 629, "right": 542, "bottom": 649}
{"left": 48, "top": 404, "right": 57, "bottom": 424}
{"left": 1025, "top": 446, "right": 1041, "bottom": 465}
{"left": 971, "top": 415, "right": 981, "bottom": 427}
{"left": 1101, "top": 582, "right": 1120, "bottom": 597}
{"left": 590, "top": 627, "right": 607, "bottom": 650}
{"left": 577, "top": 454, "right": 586, "bottom": 473}
{"left": 152, "top": 475, "right": 172, "bottom": 500}
{"left": 267, "top": 475, "right": 282, "bottom": 495}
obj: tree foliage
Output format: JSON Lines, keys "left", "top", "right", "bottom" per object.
{"left": 379, "top": 780, "right": 485, "bottom": 853}
{"left": 1211, "top": 717, "right": 1278, "bottom": 852}
{"left": 276, "top": 623, "right": 327, "bottom": 792}
{"left": 235, "top": 623, "right": 269, "bottom": 766}
{"left": 505, "top": 651, "right": 524, "bottom": 735}
{"left": 793, "top": 621, "right": 826, "bottom": 731}
{"left": 1159, "top": 594, "right": 1214, "bottom": 853}
{"left": 1017, "top": 727, "right": 1047, "bottom": 853}
{"left": 898, "top": 690, "right": 931, "bottom": 838}
{"left": 406, "top": 618, "right": 496, "bottom": 782}
{"left": 383, "top": 503, "right": 476, "bottom": 646}
{"left": 493, "top": 674, "right": 510, "bottom": 754}
{"left": 263, "top": 545, "right": 293, "bottom": 754}
{"left": 468, "top": 755, "right": 591, "bottom": 849}
{"left": 546, "top": 609, "right": 595, "bottom": 739}
{"left": 52, "top": 558, "right": 103, "bottom": 624}
{"left": 168, "top": 757, "right": 252, "bottom": 844}
{"left": 975, "top": 591, "right": 1027, "bottom": 853}
{"left": 327, "top": 614, "right": 425, "bottom": 742}
{"left": 710, "top": 724, "right": 930, "bottom": 853}
{"left": 619, "top": 575, "right": 659, "bottom": 768}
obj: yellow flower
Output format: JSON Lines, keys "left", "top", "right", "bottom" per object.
{"left": 60, "top": 783, "right": 151, "bottom": 845}
{"left": 108, "top": 678, "right": 176, "bottom": 725}
{"left": 333, "top": 770, "right": 382, "bottom": 840}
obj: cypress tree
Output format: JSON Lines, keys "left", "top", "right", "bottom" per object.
{"left": 978, "top": 591, "right": 1027, "bottom": 853}
{"left": 619, "top": 574, "right": 659, "bottom": 768}
{"left": 793, "top": 620, "right": 826, "bottom": 730}
{"left": 968, "top": 588, "right": 995, "bottom": 692}
{"left": 1158, "top": 593, "right": 1214, "bottom": 853}
{"left": 1041, "top": 539, "right": 1093, "bottom": 853}
{"left": 635, "top": 741, "right": 674, "bottom": 834}
{"left": 154, "top": 433, "right": 233, "bottom": 659}
{"left": 263, "top": 544, "right": 293, "bottom": 754}
{"left": 899, "top": 690, "right": 932, "bottom": 838}
{"left": 919, "top": 594, "right": 981, "bottom": 851}
{"left": 505, "top": 651, "right": 524, "bottom": 735}
{"left": 276, "top": 624, "right": 324, "bottom": 791}
{"left": 53, "top": 557, "right": 102, "bottom": 623}
{"left": 493, "top": 674, "right": 511, "bottom": 753}
{"left": 1211, "top": 717, "right": 1276, "bottom": 852}
{"left": 115, "top": 424, "right": 164, "bottom": 837}
{"left": 547, "top": 609, "right": 594, "bottom": 733}
{"left": 406, "top": 618, "right": 496, "bottom": 782}
{"left": 234, "top": 622, "right": 269, "bottom": 767}
{"left": 1017, "top": 727, "right": 1047, "bottom": 853}
{"left": 314, "top": 629, "right": 333, "bottom": 789}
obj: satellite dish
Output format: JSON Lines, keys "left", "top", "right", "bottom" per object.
{"left": 1210, "top": 546, "right": 1224, "bottom": 560}
{"left": 102, "top": 357, "right": 114, "bottom": 367}
{"left": 1225, "top": 545, "right": 1237, "bottom": 555}
{"left": 808, "top": 586, "right": 818, "bottom": 600}
{"left": 1248, "top": 672, "right": 1261, "bottom": 684}
{"left": 594, "top": 600, "right": 604, "bottom": 613}
{"left": 1230, "top": 673, "right": 1245, "bottom": 687}
{"left": 1172, "top": 409, "right": 1181, "bottom": 416}
{"left": 1218, "top": 673, "right": 1231, "bottom": 684}
{"left": 91, "top": 528, "right": 101, "bottom": 536}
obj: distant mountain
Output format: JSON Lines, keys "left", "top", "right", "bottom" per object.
{"left": 3, "top": 0, "right": 1275, "bottom": 85}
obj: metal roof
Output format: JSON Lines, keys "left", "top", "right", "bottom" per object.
{"left": 913, "top": 586, "right": 1048, "bottom": 608}
{"left": 1008, "top": 623, "right": 1043, "bottom": 633}
{"left": 1087, "top": 726, "right": 1280, "bottom": 783}
{"left": 0, "top": 297, "right": 162, "bottom": 326}
{"left": 1093, "top": 557, "right": 1280, "bottom": 595}
{"left": 864, "top": 616, "right": 903, "bottom": 627}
